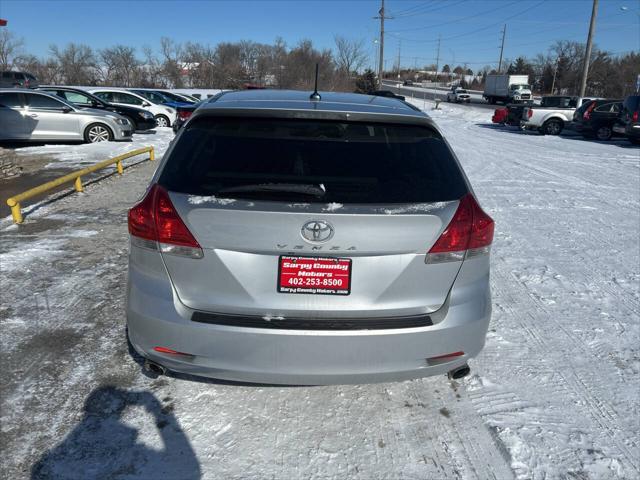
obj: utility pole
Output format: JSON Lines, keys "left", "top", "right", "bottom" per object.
{"left": 498, "top": 24, "right": 506, "bottom": 73}
{"left": 579, "top": 0, "right": 599, "bottom": 97}
{"left": 374, "top": 0, "right": 392, "bottom": 88}
{"left": 396, "top": 41, "right": 401, "bottom": 79}
{"left": 435, "top": 35, "right": 441, "bottom": 82}
{"left": 551, "top": 56, "right": 561, "bottom": 94}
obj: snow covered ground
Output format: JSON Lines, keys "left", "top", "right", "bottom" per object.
{"left": 12, "top": 127, "right": 175, "bottom": 170}
{"left": 1, "top": 101, "right": 638, "bottom": 479}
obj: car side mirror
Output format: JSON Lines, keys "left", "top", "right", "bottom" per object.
{"left": 143, "top": 102, "right": 152, "bottom": 107}
{"left": 62, "top": 106, "right": 73, "bottom": 113}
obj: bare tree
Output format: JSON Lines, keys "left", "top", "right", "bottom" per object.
{"left": 182, "top": 42, "right": 216, "bottom": 88}
{"left": 100, "top": 45, "right": 139, "bottom": 86}
{"left": 139, "top": 45, "right": 162, "bottom": 87}
{"left": 333, "top": 36, "right": 366, "bottom": 75}
{"left": 213, "top": 42, "right": 245, "bottom": 88}
{"left": 159, "top": 37, "right": 184, "bottom": 88}
{"left": 49, "top": 43, "right": 98, "bottom": 85}
{"left": 16, "top": 54, "right": 62, "bottom": 84}
{"left": 0, "top": 30, "right": 25, "bottom": 70}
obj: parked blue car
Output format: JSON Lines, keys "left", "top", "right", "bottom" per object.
{"left": 129, "top": 89, "right": 193, "bottom": 109}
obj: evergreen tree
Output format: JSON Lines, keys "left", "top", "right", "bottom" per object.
{"left": 354, "top": 69, "right": 377, "bottom": 94}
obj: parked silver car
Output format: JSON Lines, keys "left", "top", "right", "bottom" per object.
{"left": 0, "top": 89, "right": 133, "bottom": 143}
{"left": 126, "top": 89, "right": 494, "bottom": 385}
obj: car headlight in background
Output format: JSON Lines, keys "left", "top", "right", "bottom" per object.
{"left": 165, "top": 107, "right": 175, "bottom": 114}
{"left": 139, "top": 111, "right": 154, "bottom": 119}
{"left": 115, "top": 118, "right": 129, "bottom": 126}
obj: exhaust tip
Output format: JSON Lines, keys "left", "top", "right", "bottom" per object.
{"left": 144, "top": 359, "right": 166, "bottom": 376}
{"left": 447, "top": 363, "right": 470, "bottom": 380}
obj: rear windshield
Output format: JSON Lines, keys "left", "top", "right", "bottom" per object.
{"left": 159, "top": 117, "right": 467, "bottom": 204}
{"left": 541, "top": 97, "right": 572, "bottom": 108}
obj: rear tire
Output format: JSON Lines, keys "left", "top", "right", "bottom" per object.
{"left": 155, "top": 115, "right": 170, "bottom": 128}
{"left": 542, "top": 119, "right": 563, "bottom": 135}
{"left": 84, "top": 123, "right": 113, "bottom": 143}
{"left": 595, "top": 125, "right": 612, "bottom": 141}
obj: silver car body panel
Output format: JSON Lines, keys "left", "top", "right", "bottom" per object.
{"left": 0, "top": 89, "right": 132, "bottom": 142}
{"left": 126, "top": 90, "right": 491, "bottom": 384}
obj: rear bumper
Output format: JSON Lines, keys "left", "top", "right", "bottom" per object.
{"left": 614, "top": 122, "right": 640, "bottom": 139}
{"left": 126, "top": 250, "right": 492, "bottom": 385}
{"left": 129, "top": 316, "right": 488, "bottom": 385}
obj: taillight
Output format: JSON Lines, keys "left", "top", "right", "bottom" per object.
{"left": 128, "top": 184, "right": 203, "bottom": 258}
{"left": 583, "top": 102, "right": 596, "bottom": 120}
{"left": 633, "top": 111, "right": 639, "bottom": 122}
{"left": 178, "top": 110, "right": 193, "bottom": 121}
{"left": 527, "top": 108, "right": 533, "bottom": 119}
{"left": 153, "top": 346, "right": 194, "bottom": 357}
{"left": 426, "top": 193, "right": 494, "bottom": 264}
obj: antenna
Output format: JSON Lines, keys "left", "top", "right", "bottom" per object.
{"left": 310, "top": 63, "right": 321, "bottom": 101}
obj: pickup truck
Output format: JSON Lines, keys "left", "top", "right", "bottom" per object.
{"left": 521, "top": 96, "right": 599, "bottom": 135}
{"left": 446, "top": 88, "right": 471, "bottom": 103}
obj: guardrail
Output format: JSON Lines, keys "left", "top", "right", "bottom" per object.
{"left": 5, "top": 146, "right": 154, "bottom": 224}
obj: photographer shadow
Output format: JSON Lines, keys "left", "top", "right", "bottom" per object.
{"left": 31, "top": 386, "right": 201, "bottom": 479}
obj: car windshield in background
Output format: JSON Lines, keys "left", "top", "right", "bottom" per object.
{"left": 159, "top": 91, "right": 191, "bottom": 102}
{"left": 137, "top": 90, "right": 170, "bottom": 103}
{"left": 159, "top": 117, "right": 467, "bottom": 204}
{"left": 541, "top": 97, "right": 572, "bottom": 108}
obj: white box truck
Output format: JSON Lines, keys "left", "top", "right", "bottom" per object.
{"left": 483, "top": 74, "right": 532, "bottom": 104}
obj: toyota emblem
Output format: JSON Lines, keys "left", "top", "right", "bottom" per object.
{"left": 301, "top": 220, "right": 334, "bottom": 243}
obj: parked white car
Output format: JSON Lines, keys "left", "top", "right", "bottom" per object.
{"left": 446, "top": 88, "right": 471, "bottom": 103}
{"left": 0, "top": 89, "right": 133, "bottom": 143}
{"left": 87, "top": 88, "right": 177, "bottom": 127}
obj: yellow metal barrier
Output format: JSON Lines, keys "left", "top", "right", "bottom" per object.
{"left": 5, "top": 146, "right": 155, "bottom": 224}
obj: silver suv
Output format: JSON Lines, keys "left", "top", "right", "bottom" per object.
{"left": 0, "top": 71, "right": 39, "bottom": 88}
{"left": 126, "top": 90, "right": 494, "bottom": 385}
{"left": 0, "top": 89, "right": 132, "bottom": 143}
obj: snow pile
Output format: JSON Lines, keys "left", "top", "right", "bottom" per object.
{"left": 323, "top": 202, "right": 343, "bottom": 212}
{"left": 13, "top": 127, "right": 175, "bottom": 170}
{"left": 188, "top": 195, "right": 236, "bottom": 206}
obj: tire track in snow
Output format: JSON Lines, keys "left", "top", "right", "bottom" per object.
{"left": 486, "top": 268, "right": 638, "bottom": 476}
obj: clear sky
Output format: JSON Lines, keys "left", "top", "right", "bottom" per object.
{"left": 1, "top": 0, "right": 638, "bottom": 71}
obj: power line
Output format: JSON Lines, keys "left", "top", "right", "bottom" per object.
{"left": 390, "top": 0, "right": 466, "bottom": 19}
{"left": 388, "top": 1, "right": 518, "bottom": 33}
{"left": 388, "top": 0, "right": 546, "bottom": 44}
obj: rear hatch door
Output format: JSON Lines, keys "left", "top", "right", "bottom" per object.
{"left": 158, "top": 115, "right": 469, "bottom": 318}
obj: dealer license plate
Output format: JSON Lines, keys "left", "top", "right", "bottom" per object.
{"left": 278, "top": 256, "right": 352, "bottom": 295}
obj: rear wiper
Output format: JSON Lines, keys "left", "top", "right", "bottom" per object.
{"left": 217, "top": 183, "right": 326, "bottom": 197}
